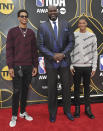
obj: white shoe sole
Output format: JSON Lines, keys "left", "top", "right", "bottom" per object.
{"left": 9, "top": 121, "right": 16, "bottom": 127}
{"left": 19, "top": 115, "right": 33, "bottom": 121}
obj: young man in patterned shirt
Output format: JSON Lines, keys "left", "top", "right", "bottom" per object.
{"left": 70, "top": 17, "right": 98, "bottom": 119}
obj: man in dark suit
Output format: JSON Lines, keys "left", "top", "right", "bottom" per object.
{"left": 37, "top": 6, "right": 75, "bottom": 122}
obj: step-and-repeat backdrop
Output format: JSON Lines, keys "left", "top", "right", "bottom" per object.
{"left": 0, "top": 0, "right": 103, "bottom": 108}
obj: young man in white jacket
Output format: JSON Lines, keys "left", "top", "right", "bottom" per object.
{"left": 70, "top": 17, "right": 98, "bottom": 119}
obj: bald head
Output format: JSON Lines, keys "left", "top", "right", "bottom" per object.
{"left": 48, "top": 5, "right": 58, "bottom": 21}
{"left": 48, "top": 5, "right": 57, "bottom": 11}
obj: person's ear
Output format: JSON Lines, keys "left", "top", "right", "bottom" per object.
{"left": 57, "top": 9, "right": 59, "bottom": 14}
{"left": 85, "top": 21, "right": 88, "bottom": 27}
{"left": 18, "top": 17, "right": 20, "bottom": 21}
{"left": 78, "top": 23, "right": 80, "bottom": 28}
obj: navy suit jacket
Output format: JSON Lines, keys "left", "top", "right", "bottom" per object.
{"left": 37, "top": 19, "right": 75, "bottom": 68}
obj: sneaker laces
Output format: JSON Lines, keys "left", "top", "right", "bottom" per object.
{"left": 23, "top": 112, "right": 29, "bottom": 117}
{"left": 11, "top": 116, "right": 17, "bottom": 121}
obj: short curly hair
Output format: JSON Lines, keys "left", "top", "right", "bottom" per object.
{"left": 17, "top": 9, "right": 28, "bottom": 17}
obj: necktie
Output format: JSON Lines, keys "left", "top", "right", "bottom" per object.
{"left": 53, "top": 21, "right": 58, "bottom": 40}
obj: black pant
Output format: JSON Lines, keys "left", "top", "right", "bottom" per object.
{"left": 46, "top": 66, "right": 71, "bottom": 116}
{"left": 73, "top": 67, "right": 92, "bottom": 107}
{"left": 12, "top": 65, "right": 32, "bottom": 116}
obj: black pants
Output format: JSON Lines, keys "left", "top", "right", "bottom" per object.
{"left": 12, "top": 65, "right": 32, "bottom": 116}
{"left": 73, "top": 67, "right": 92, "bottom": 107}
{"left": 46, "top": 67, "right": 71, "bottom": 116}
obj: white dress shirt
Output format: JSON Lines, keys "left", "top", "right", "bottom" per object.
{"left": 49, "top": 18, "right": 58, "bottom": 36}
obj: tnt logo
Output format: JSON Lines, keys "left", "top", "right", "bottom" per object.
{"left": 1, "top": 66, "right": 12, "bottom": 81}
{"left": 36, "top": 0, "right": 44, "bottom": 7}
{"left": 100, "top": 55, "right": 103, "bottom": 71}
{"left": 0, "top": 0, "right": 14, "bottom": 14}
{"left": 101, "top": 0, "right": 103, "bottom": 7}
{"left": 38, "top": 57, "right": 46, "bottom": 74}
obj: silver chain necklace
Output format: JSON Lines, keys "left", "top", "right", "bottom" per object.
{"left": 19, "top": 26, "right": 28, "bottom": 37}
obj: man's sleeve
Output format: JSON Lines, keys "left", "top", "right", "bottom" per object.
{"left": 37, "top": 24, "right": 54, "bottom": 60}
{"left": 70, "top": 50, "right": 74, "bottom": 69}
{"left": 92, "top": 35, "right": 98, "bottom": 71}
{"left": 62, "top": 24, "right": 75, "bottom": 57}
{"left": 6, "top": 29, "right": 14, "bottom": 69}
{"left": 31, "top": 31, "right": 39, "bottom": 68}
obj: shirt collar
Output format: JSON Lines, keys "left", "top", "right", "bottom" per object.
{"left": 49, "top": 18, "right": 58, "bottom": 24}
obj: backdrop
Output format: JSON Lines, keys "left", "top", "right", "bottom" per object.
{"left": 0, "top": 0, "right": 103, "bottom": 108}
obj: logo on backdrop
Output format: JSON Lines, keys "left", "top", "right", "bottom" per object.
{"left": 100, "top": 55, "right": 103, "bottom": 71}
{"left": 24, "top": 0, "right": 77, "bottom": 28}
{"left": 36, "top": 0, "right": 44, "bottom": 7}
{"left": 38, "top": 57, "right": 46, "bottom": 74}
{"left": 0, "top": 0, "right": 14, "bottom": 14}
{"left": 1, "top": 66, "right": 12, "bottom": 81}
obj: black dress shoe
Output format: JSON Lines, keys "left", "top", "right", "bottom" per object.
{"left": 74, "top": 106, "right": 80, "bottom": 118}
{"left": 64, "top": 112, "right": 74, "bottom": 121}
{"left": 85, "top": 106, "right": 95, "bottom": 119}
{"left": 49, "top": 115, "right": 56, "bottom": 122}
{"left": 85, "top": 111, "right": 95, "bottom": 119}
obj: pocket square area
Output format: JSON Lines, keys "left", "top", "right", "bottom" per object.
{"left": 64, "top": 28, "right": 68, "bottom": 31}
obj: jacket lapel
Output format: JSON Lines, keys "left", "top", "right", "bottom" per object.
{"left": 58, "top": 21, "right": 62, "bottom": 40}
{"left": 47, "top": 21, "right": 57, "bottom": 40}
{"left": 46, "top": 20, "right": 63, "bottom": 45}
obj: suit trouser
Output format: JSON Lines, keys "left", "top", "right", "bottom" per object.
{"left": 12, "top": 65, "right": 32, "bottom": 116}
{"left": 46, "top": 66, "right": 71, "bottom": 116}
{"left": 73, "top": 67, "right": 92, "bottom": 107}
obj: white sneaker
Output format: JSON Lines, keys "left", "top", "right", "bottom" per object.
{"left": 19, "top": 112, "right": 33, "bottom": 121}
{"left": 9, "top": 116, "right": 17, "bottom": 127}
